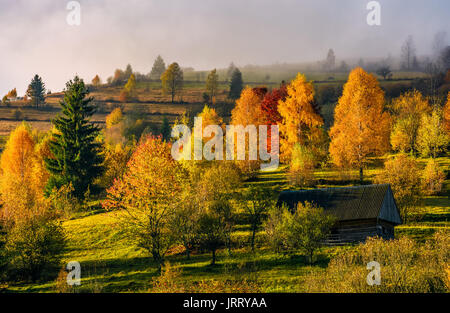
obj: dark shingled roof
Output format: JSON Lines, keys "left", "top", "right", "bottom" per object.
{"left": 277, "top": 184, "right": 401, "bottom": 224}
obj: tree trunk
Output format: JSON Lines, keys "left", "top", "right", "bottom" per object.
{"left": 359, "top": 167, "right": 363, "bottom": 184}
{"left": 185, "top": 246, "right": 190, "bottom": 260}
{"left": 251, "top": 225, "right": 256, "bottom": 252}
{"left": 211, "top": 249, "right": 216, "bottom": 265}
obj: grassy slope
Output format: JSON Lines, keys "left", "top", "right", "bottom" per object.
{"left": 6, "top": 157, "right": 449, "bottom": 293}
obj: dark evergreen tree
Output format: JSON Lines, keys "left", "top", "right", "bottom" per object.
{"left": 26, "top": 74, "right": 46, "bottom": 108}
{"left": 160, "top": 116, "right": 171, "bottom": 141}
{"left": 45, "top": 76, "right": 104, "bottom": 199}
{"left": 228, "top": 68, "right": 243, "bottom": 100}
{"left": 226, "top": 62, "right": 237, "bottom": 80}
{"left": 150, "top": 55, "right": 166, "bottom": 80}
{"left": 124, "top": 64, "right": 133, "bottom": 79}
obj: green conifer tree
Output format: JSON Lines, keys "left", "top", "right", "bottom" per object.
{"left": 45, "top": 76, "right": 104, "bottom": 199}
{"left": 229, "top": 68, "right": 243, "bottom": 100}
{"left": 160, "top": 116, "right": 171, "bottom": 141}
{"left": 26, "top": 74, "right": 46, "bottom": 108}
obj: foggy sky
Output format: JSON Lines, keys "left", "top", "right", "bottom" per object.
{"left": 0, "top": 0, "right": 449, "bottom": 96}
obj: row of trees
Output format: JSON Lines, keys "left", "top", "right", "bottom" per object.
{"left": 102, "top": 133, "right": 333, "bottom": 265}
{"left": 1, "top": 75, "right": 46, "bottom": 108}
{"left": 109, "top": 57, "right": 243, "bottom": 104}
{"left": 0, "top": 77, "right": 105, "bottom": 282}
{"left": 323, "top": 33, "right": 449, "bottom": 73}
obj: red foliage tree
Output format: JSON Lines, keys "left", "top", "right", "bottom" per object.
{"left": 260, "top": 86, "right": 287, "bottom": 125}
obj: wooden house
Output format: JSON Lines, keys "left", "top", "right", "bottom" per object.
{"left": 277, "top": 184, "right": 402, "bottom": 245}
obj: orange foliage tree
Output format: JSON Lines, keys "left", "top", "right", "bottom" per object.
{"left": 0, "top": 124, "right": 48, "bottom": 224}
{"left": 230, "top": 87, "right": 266, "bottom": 176}
{"left": 329, "top": 68, "right": 390, "bottom": 182}
{"left": 103, "top": 136, "right": 186, "bottom": 264}
{"left": 92, "top": 75, "right": 101, "bottom": 86}
{"left": 277, "top": 74, "right": 323, "bottom": 162}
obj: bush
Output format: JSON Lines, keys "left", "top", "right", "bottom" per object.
{"left": 304, "top": 232, "right": 449, "bottom": 293}
{"left": 375, "top": 154, "right": 422, "bottom": 223}
{"left": 422, "top": 159, "right": 445, "bottom": 195}
{"left": 48, "top": 184, "right": 81, "bottom": 218}
{"left": 265, "top": 202, "right": 335, "bottom": 263}
{"left": 5, "top": 216, "right": 66, "bottom": 282}
{"left": 149, "top": 262, "right": 261, "bottom": 293}
{"left": 105, "top": 108, "right": 124, "bottom": 129}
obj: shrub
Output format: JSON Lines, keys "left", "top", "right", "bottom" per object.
{"left": 421, "top": 159, "right": 445, "bottom": 195}
{"left": 265, "top": 202, "right": 335, "bottom": 263}
{"left": 150, "top": 262, "right": 186, "bottom": 293}
{"left": 264, "top": 205, "right": 289, "bottom": 254}
{"left": 375, "top": 154, "right": 422, "bottom": 223}
{"left": 5, "top": 215, "right": 66, "bottom": 282}
{"left": 48, "top": 183, "right": 81, "bottom": 218}
{"left": 54, "top": 268, "right": 74, "bottom": 293}
{"left": 149, "top": 262, "right": 261, "bottom": 293}
{"left": 304, "top": 232, "right": 449, "bottom": 293}
{"left": 105, "top": 108, "right": 124, "bottom": 129}
{"left": 118, "top": 89, "right": 130, "bottom": 103}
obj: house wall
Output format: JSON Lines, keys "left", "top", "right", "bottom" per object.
{"left": 324, "top": 219, "right": 395, "bottom": 245}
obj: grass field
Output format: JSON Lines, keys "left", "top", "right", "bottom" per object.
{"left": 3, "top": 155, "right": 448, "bottom": 293}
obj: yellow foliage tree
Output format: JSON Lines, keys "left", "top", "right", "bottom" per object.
{"left": 124, "top": 73, "right": 136, "bottom": 94}
{"left": 444, "top": 92, "right": 450, "bottom": 135}
{"left": 106, "top": 107, "right": 124, "bottom": 129}
{"left": 198, "top": 105, "right": 224, "bottom": 135}
{"left": 421, "top": 159, "right": 445, "bottom": 195}
{"left": 416, "top": 108, "right": 449, "bottom": 158}
{"left": 329, "top": 67, "right": 390, "bottom": 182}
{"left": 0, "top": 124, "right": 40, "bottom": 223}
{"left": 31, "top": 134, "right": 52, "bottom": 199}
{"left": 390, "top": 90, "right": 431, "bottom": 153}
{"left": 278, "top": 74, "right": 323, "bottom": 161}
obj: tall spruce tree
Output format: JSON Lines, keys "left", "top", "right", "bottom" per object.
{"left": 150, "top": 55, "right": 166, "bottom": 80}
{"left": 229, "top": 68, "right": 243, "bottom": 100}
{"left": 27, "top": 74, "right": 46, "bottom": 108}
{"left": 45, "top": 76, "right": 104, "bottom": 199}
